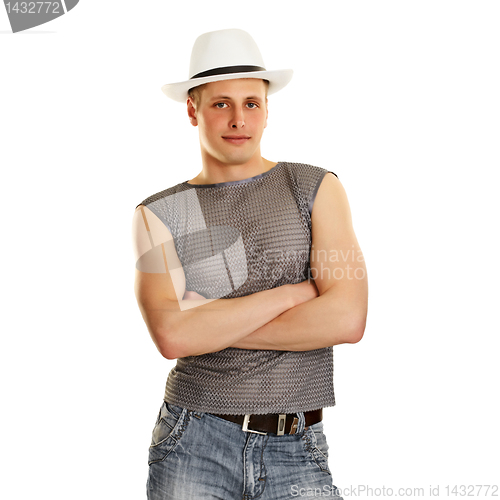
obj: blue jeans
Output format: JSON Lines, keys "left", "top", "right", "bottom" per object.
{"left": 146, "top": 401, "right": 343, "bottom": 499}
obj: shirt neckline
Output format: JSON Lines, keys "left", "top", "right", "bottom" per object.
{"left": 182, "top": 162, "right": 284, "bottom": 188}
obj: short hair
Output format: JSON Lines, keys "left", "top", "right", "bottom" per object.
{"left": 188, "top": 79, "right": 270, "bottom": 109}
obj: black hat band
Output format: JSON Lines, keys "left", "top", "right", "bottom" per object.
{"left": 190, "top": 65, "right": 266, "bottom": 80}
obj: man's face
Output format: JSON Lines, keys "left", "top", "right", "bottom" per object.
{"left": 188, "top": 78, "right": 268, "bottom": 167}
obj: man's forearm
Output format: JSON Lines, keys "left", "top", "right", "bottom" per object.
{"left": 229, "top": 285, "right": 367, "bottom": 351}
{"left": 154, "top": 284, "right": 300, "bottom": 359}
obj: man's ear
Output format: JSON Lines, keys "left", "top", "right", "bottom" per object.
{"left": 187, "top": 97, "right": 198, "bottom": 127}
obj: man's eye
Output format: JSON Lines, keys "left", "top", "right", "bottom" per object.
{"left": 247, "top": 103, "right": 258, "bottom": 109}
{"left": 215, "top": 102, "right": 227, "bottom": 108}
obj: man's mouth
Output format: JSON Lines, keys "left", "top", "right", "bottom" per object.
{"left": 222, "top": 135, "right": 251, "bottom": 145}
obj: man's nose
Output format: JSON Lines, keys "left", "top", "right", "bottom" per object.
{"left": 230, "top": 107, "right": 245, "bottom": 128}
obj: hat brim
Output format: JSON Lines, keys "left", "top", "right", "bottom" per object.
{"left": 161, "top": 69, "right": 293, "bottom": 103}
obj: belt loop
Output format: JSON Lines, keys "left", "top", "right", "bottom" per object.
{"left": 296, "top": 411, "right": 306, "bottom": 434}
{"left": 277, "top": 414, "right": 287, "bottom": 435}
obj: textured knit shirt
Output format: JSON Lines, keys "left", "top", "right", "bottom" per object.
{"left": 137, "top": 161, "right": 338, "bottom": 415}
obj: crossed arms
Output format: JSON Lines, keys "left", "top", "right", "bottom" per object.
{"left": 132, "top": 173, "right": 368, "bottom": 359}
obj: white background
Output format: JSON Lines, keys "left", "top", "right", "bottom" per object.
{"left": 1, "top": 1, "right": 499, "bottom": 499}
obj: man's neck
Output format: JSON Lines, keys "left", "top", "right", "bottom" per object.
{"left": 187, "top": 154, "right": 277, "bottom": 186}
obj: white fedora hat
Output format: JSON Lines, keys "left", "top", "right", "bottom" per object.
{"left": 161, "top": 29, "right": 293, "bottom": 102}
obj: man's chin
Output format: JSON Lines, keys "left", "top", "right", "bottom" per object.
{"left": 215, "top": 153, "right": 257, "bottom": 167}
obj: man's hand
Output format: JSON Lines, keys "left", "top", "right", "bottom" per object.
{"left": 183, "top": 290, "right": 207, "bottom": 301}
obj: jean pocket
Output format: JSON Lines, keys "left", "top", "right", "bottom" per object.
{"left": 301, "top": 421, "right": 331, "bottom": 474}
{"left": 148, "top": 401, "right": 190, "bottom": 465}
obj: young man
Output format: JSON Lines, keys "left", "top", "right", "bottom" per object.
{"left": 132, "top": 29, "right": 368, "bottom": 500}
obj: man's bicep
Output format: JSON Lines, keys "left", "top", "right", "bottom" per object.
{"left": 310, "top": 173, "right": 366, "bottom": 296}
{"left": 132, "top": 205, "right": 186, "bottom": 306}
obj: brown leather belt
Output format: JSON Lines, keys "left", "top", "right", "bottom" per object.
{"left": 211, "top": 409, "right": 322, "bottom": 436}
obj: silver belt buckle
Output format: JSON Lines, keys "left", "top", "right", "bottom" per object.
{"left": 242, "top": 414, "right": 267, "bottom": 435}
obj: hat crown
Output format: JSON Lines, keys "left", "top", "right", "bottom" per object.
{"left": 188, "top": 29, "right": 266, "bottom": 79}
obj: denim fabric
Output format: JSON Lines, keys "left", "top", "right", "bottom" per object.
{"left": 146, "top": 401, "right": 343, "bottom": 499}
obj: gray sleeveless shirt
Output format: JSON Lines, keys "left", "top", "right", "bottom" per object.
{"left": 137, "top": 162, "right": 338, "bottom": 415}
